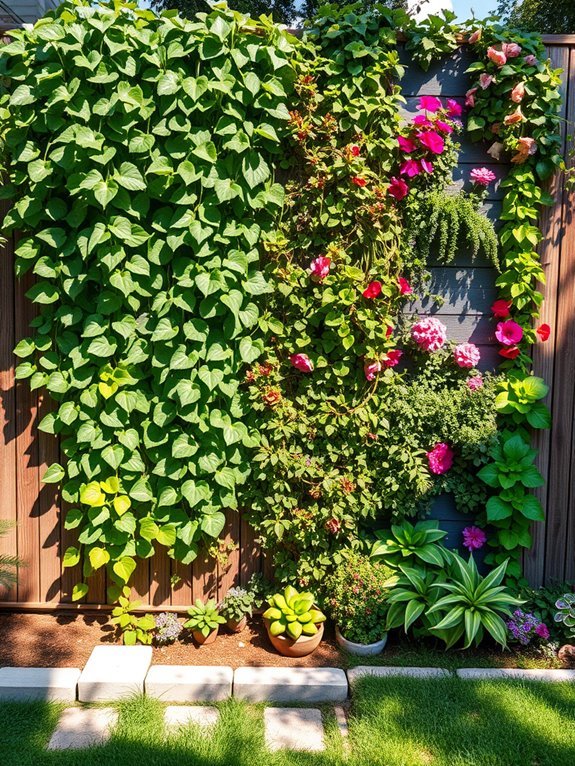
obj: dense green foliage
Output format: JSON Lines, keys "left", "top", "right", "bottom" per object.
{"left": 150, "top": 0, "right": 297, "bottom": 26}
{"left": 497, "top": 0, "right": 575, "bottom": 34}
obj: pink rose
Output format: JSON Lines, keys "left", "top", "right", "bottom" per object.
{"left": 426, "top": 442, "right": 454, "bottom": 475}
{"left": 454, "top": 343, "right": 481, "bottom": 368}
{"left": 398, "top": 136, "right": 417, "bottom": 153}
{"left": 388, "top": 177, "right": 409, "bottom": 201}
{"left": 446, "top": 99, "right": 462, "bottom": 117}
{"left": 466, "top": 374, "right": 484, "bottom": 391}
{"left": 382, "top": 349, "right": 403, "bottom": 368}
{"left": 524, "top": 54, "right": 537, "bottom": 66}
{"left": 510, "top": 82, "right": 525, "bottom": 103}
{"left": 290, "top": 353, "right": 314, "bottom": 373}
{"left": 411, "top": 317, "right": 448, "bottom": 352}
{"left": 418, "top": 95, "right": 443, "bottom": 113}
{"left": 420, "top": 158, "right": 434, "bottom": 174}
{"left": 468, "top": 29, "right": 482, "bottom": 44}
{"left": 470, "top": 167, "right": 497, "bottom": 186}
{"left": 495, "top": 320, "right": 524, "bottom": 346}
{"left": 398, "top": 277, "right": 413, "bottom": 295}
{"left": 503, "top": 42, "right": 522, "bottom": 58}
{"left": 462, "top": 525, "right": 487, "bottom": 551}
{"left": 417, "top": 131, "right": 444, "bottom": 154}
{"left": 364, "top": 359, "right": 381, "bottom": 381}
{"left": 400, "top": 159, "right": 421, "bottom": 178}
{"left": 479, "top": 73, "right": 494, "bottom": 90}
{"left": 487, "top": 47, "right": 507, "bottom": 67}
{"left": 309, "top": 256, "right": 331, "bottom": 282}
{"left": 363, "top": 280, "right": 382, "bottom": 299}
{"left": 465, "top": 87, "right": 478, "bottom": 107}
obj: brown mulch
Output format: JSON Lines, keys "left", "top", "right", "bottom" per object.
{"left": 0, "top": 611, "right": 343, "bottom": 669}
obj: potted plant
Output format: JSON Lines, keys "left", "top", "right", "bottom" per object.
{"left": 262, "top": 585, "right": 326, "bottom": 658}
{"left": 220, "top": 586, "right": 258, "bottom": 632}
{"left": 184, "top": 599, "right": 225, "bottom": 646}
{"left": 325, "top": 553, "right": 397, "bottom": 656}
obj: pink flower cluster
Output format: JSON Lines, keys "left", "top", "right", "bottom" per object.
{"left": 411, "top": 317, "right": 447, "bottom": 352}
{"left": 466, "top": 374, "right": 483, "bottom": 391}
{"left": 454, "top": 343, "right": 481, "bottom": 369}
{"left": 470, "top": 167, "right": 496, "bottom": 187}
{"left": 426, "top": 442, "right": 454, "bottom": 475}
{"left": 309, "top": 256, "right": 330, "bottom": 281}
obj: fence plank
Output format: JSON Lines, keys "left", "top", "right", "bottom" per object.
{"left": 217, "top": 509, "right": 240, "bottom": 601}
{"left": 37, "top": 393, "right": 61, "bottom": 602}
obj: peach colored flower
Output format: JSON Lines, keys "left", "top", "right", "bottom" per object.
{"left": 510, "top": 82, "right": 525, "bottom": 103}
{"left": 468, "top": 29, "right": 482, "bottom": 44}
{"left": 487, "top": 47, "right": 507, "bottom": 67}
{"left": 511, "top": 136, "right": 537, "bottom": 164}
{"left": 504, "top": 107, "right": 524, "bottom": 125}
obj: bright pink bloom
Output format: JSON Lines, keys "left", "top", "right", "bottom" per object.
{"left": 388, "top": 176, "right": 409, "bottom": 201}
{"left": 479, "top": 73, "right": 494, "bottom": 90}
{"left": 446, "top": 99, "right": 462, "bottom": 117}
{"left": 350, "top": 144, "right": 360, "bottom": 156}
{"left": 352, "top": 176, "right": 367, "bottom": 187}
{"left": 454, "top": 343, "right": 481, "bottom": 368}
{"left": 420, "top": 158, "right": 434, "bottom": 174}
{"left": 435, "top": 120, "right": 453, "bottom": 134}
{"left": 537, "top": 323, "right": 551, "bottom": 341}
{"left": 398, "top": 277, "right": 413, "bottom": 295}
{"left": 487, "top": 47, "right": 507, "bottom": 67}
{"left": 363, "top": 281, "right": 382, "bottom": 299}
{"left": 411, "top": 317, "right": 448, "bottom": 352}
{"left": 470, "top": 167, "right": 497, "bottom": 186}
{"left": 511, "top": 81, "right": 525, "bottom": 103}
{"left": 290, "top": 353, "right": 314, "bottom": 373}
{"left": 364, "top": 359, "right": 381, "bottom": 381}
{"left": 535, "top": 623, "right": 550, "bottom": 639}
{"left": 491, "top": 299, "right": 512, "bottom": 319}
{"left": 503, "top": 42, "right": 522, "bottom": 58}
{"left": 426, "top": 442, "right": 454, "bottom": 475}
{"left": 466, "top": 374, "right": 484, "bottom": 391}
{"left": 524, "top": 54, "right": 537, "bottom": 66}
{"left": 418, "top": 95, "right": 442, "bottom": 112}
{"left": 468, "top": 29, "right": 482, "bottom": 44}
{"left": 398, "top": 135, "right": 417, "bottom": 153}
{"left": 309, "top": 256, "right": 331, "bottom": 282}
{"left": 462, "top": 525, "right": 487, "bottom": 551}
{"left": 400, "top": 159, "right": 421, "bottom": 178}
{"left": 413, "top": 114, "right": 433, "bottom": 127}
{"left": 417, "top": 131, "right": 444, "bottom": 154}
{"left": 496, "top": 320, "right": 524, "bottom": 346}
{"left": 382, "top": 349, "right": 403, "bottom": 368}
{"left": 465, "top": 87, "right": 478, "bottom": 107}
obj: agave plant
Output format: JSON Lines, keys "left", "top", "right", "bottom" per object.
{"left": 263, "top": 586, "right": 326, "bottom": 641}
{"left": 427, "top": 554, "right": 523, "bottom": 649}
{"left": 371, "top": 520, "right": 450, "bottom": 569}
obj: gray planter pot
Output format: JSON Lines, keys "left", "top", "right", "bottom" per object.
{"left": 335, "top": 626, "right": 387, "bottom": 656}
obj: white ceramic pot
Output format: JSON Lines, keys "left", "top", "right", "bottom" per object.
{"left": 335, "top": 625, "right": 387, "bottom": 656}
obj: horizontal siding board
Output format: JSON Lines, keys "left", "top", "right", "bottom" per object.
{"left": 400, "top": 46, "right": 472, "bottom": 96}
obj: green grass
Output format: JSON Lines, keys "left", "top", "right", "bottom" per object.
{"left": 0, "top": 678, "right": 574, "bottom": 766}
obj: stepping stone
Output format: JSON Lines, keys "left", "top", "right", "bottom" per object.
{"left": 347, "top": 666, "right": 450, "bottom": 684}
{"left": 78, "top": 645, "right": 153, "bottom": 702}
{"left": 0, "top": 667, "right": 81, "bottom": 702}
{"left": 164, "top": 705, "right": 219, "bottom": 732}
{"left": 47, "top": 707, "right": 118, "bottom": 750}
{"left": 234, "top": 667, "right": 348, "bottom": 703}
{"left": 456, "top": 668, "right": 575, "bottom": 682}
{"left": 146, "top": 665, "right": 232, "bottom": 701}
{"left": 264, "top": 707, "right": 325, "bottom": 752}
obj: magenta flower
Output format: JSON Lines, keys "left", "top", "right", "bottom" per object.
{"left": 454, "top": 343, "right": 481, "bottom": 368}
{"left": 411, "top": 317, "right": 447, "bottom": 352}
{"left": 400, "top": 159, "right": 421, "bottom": 178}
{"left": 535, "top": 623, "right": 550, "bottom": 640}
{"left": 398, "top": 136, "right": 417, "bottom": 153}
{"left": 417, "top": 131, "right": 445, "bottom": 154}
{"left": 398, "top": 277, "right": 413, "bottom": 295}
{"left": 420, "top": 158, "right": 434, "bottom": 174}
{"left": 462, "top": 526, "right": 487, "bottom": 551}
{"left": 470, "top": 167, "right": 497, "bottom": 186}
{"left": 495, "top": 320, "right": 524, "bottom": 346}
{"left": 427, "top": 442, "right": 454, "bottom": 475}
{"left": 466, "top": 374, "right": 484, "bottom": 391}
{"left": 290, "top": 353, "right": 314, "bottom": 373}
{"left": 364, "top": 359, "right": 381, "bottom": 381}
{"left": 382, "top": 349, "right": 403, "bottom": 368}
{"left": 413, "top": 114, "right": 433, "bottom": 127}
{"left": 388, "top": 177, "right": 409, "bottom": 201}
{"left": 435, "top": 120, "right": 453, "bottom": 134}
{"left": 446, "top": 99, "right": 462, "bottom": 117}
{"left": 309, "top": 256, "right": 331, "bottom": 281}
{"left": 418, "top": 95, "right": 442, "bottom": 113}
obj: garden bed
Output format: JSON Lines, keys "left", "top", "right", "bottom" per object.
{"left": 0, "top": 612, "right": 561, "bottom": 670}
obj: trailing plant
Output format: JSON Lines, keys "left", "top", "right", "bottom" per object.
{"left": 154, "top": 611, "right": 183, "bottom": 645}
{"left": 371, "top": 520, "right": 450, "bottom": 569}
{"left": 110, "top": 586, "right": 155, "bottom": 645}
{"left": 0, "top": 1, "right": 296, "bottom": 600}
{"left": 324, "top": 552, "right": 397, "bottom": 644}
{"left": 263, "top": 585, "right": 326, "bottom": 640}
{"left": 184, "top": 598, "right": 225, "bottom": 638}
{"left": 402, "top": 9, "right": 460, "bottom": 72}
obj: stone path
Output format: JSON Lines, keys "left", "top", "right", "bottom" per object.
{"left": 47, "top": 707, "right": 118, "bottom": 750}
{"left": 146, "top": 665, "right": 232, "bottom": 702}
{"left": 264, "top": 707, "right": 325, "bottom": 752}
{"left": 0, "top": 667, "right": 80, "bottom": 702}
{"left": 78, "top": 645, "right": 152, "bottom": 702}
{"left": 164, "top": 705, "right": 220, "bottom": 732}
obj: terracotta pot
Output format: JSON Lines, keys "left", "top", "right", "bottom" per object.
{"left": 264, "top": 618, "right": 324, "bottom": 658}
{"left": 226, "top": 615, "right": 248, "bottom": 633}
{"left": 192, "top": 627, "right": 219, "bottom": 646}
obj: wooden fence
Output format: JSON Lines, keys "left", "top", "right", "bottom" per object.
{"left": 0, "top": 36, "right": 574, "bottom": 611}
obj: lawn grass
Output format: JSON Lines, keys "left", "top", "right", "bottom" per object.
{"left": 0, "top": 677, "right": 573, "bottom": 766}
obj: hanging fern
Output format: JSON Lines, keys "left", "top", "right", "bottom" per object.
{"left": 417, "top": 191, "right": 499, "bottom": 267}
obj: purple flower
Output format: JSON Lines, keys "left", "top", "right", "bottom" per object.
{"left": 507, "top": 609, "right": 549, "bottom": 646}
{"left": 536, "top": 623, "right": 550, "bottom": 640}
{"left": 462, "top": 526, "right": 486, "bottom": 551}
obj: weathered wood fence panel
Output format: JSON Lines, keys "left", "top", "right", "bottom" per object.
{"left": 0, "top": 38, "right": 574, "bottom": 610}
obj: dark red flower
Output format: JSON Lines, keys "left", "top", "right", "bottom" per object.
{"left": 362, "top": 281, "right": 382, "bottom": 299}
{"left": 350, "top": 144, "right": 360, "bottom": 156}
{"left": 499, "top": 346, "right": 521, "bottom": 359}
{"left": 388, "top": 176, "right": 409, "bottom": 201}
{"left": 491, "top": 298, "right": 512, "bottom": 319}
{"left": 352, "top": 176, "right": 367, "bottom": 187}
{"left": 536, "top": 323, "right": 551, "bottom": 341}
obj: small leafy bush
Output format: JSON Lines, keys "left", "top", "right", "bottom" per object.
{"left": 220, "top": 586, "right": 259, "bottom": 623}
{"left": 263, "top": 586, "right": 326, "bottom": 640}
{"left": 111, "top": 587, "right": 155, "bottom": 645}
{"left": 371, "top": 520, "right": 450, "bottom": 569}
{"left": 520, "top": 584, "right": 575, "bottom": 643}
{"left": 325, "top": 553, "right": 397, "bottom": 645}
{"left": 184, "top": 599, "right": 225, "bottom": 639}
{"left": 154, "top": 612, "right": 183, "bottom": 645}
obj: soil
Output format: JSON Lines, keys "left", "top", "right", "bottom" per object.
{"left": 0, "top": 611, "right": 562, "bottom": 670}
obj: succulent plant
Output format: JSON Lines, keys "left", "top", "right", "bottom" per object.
{"left": 184, "top": 599, "right": 226, "bottom": 638}
{"left": 263, "top": 586, "right": 326, "bottom": 640}
{"left": 554, "top": 593, "right": 575, "bottom": 638}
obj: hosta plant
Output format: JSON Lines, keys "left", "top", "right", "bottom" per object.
{"left": 110, "top": 587, "right": 155, "bottom": 645}
{"left": 263, "top": 586, "right": 326, "bottom": 640}
{"left": 184, "top": 599, "right": 225, "bottom": 639}
{"left": 371, "top": 521, "right": 450, "bottom": 569}
{"left": 427, "top": 554, "right": 523, "bottom": 649}
{"left": 554, "top": 594, "right": 575, "bottom": 639}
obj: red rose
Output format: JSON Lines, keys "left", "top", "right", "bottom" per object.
{"left": 536, "top": 323, "right": 551, "bottom": 341}
{"left": 491, "top": 299, "right": 512, "bottom": 319}
{"left": 362, "top": 280, "right": 382, "bottom": 299}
